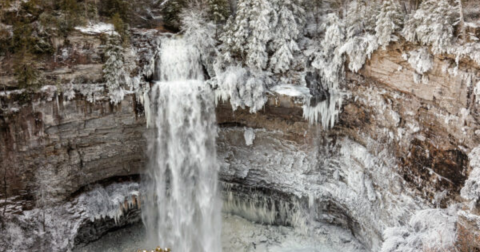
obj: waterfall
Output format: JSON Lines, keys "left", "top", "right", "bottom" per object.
{"left": 142, "top": 37, "right": 221, "bottom": 252}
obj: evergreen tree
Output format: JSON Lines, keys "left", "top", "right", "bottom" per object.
{"left": 12, "top": 21, "right": 35, "bottom": 53}
{"left": 403, "top": 0, "right": 457, "bottom": 54}
{"left": 161, "top": 0, "right": 187, "bottom": 31}
{"left": 220, "top": 0, "right": 274, "bottom": 70}
{"left": 269, "top": 0, "right": 305, "bottom": 74}
{"left": 208, "top": 0, "right": 230, "bottom": 25}
{"left": 225, "top": 0, "right": 252, "bottom": 58}
{"left": 376, "top": 0, "right": 404, "bottom": 49}
{"left": 103, "top": 36, "right": 126, "bottom": 104}
{"left": 58, "top": 0, "right": 82, "bottom": 37}
{"left": 14, "top": 50, "right": 40, "bottom": 90}
{"left": 312, "top": 13, "right": 345, "bottom": 90}
{"left": 364, "top": 1, "right": 381, "bottom": 33}
{"left": 112, "top": 12, "right": 129, "bottom": 45}
{"left": 345, "top": 1, "right": 380, "bottom": 37}
{"left": 245, "top": 0, "right": 274, "bottom": 70}
{"left": 345, "top": 1, "right": 366, "bottom": 39}
{"left": 84, "top": 0, "right": 99, "bottom": 22}
{"left": 103, "top": 0, "right": 129, "bottom": 19}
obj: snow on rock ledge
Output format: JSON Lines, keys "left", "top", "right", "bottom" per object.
{"left": 270, "top": 84, "right": 311, "bottom": 98}
{"left": 75, "top": 22, "right": 118, "bottom": 35}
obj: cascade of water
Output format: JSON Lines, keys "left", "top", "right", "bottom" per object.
{"left": 142, "top": 37, "right": 221, "bottom": 252}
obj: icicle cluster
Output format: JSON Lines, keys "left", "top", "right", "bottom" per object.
{"left": 302, "top": 94, "right": 343, "bottom": 130}
{"left": 214, "top": 66, "right": 268, "bottom": 113}
{"left": 78, "top": 182, "right": 140, "bottom": 224}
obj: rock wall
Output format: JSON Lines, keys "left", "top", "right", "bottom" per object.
{"left": 0, "top": 94, "right": 146, "bottom": 213}
{"left": 1, "top": 32, "right": 480, "bottom": 251}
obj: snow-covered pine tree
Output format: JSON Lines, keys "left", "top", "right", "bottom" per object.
{"left": 161, "top": 0, "right": 187, "bottom": 31}
{"left": 364, "top": 1, "right": 380, "bottom": 34}
{"left": 403, "top": 0, "right": 457, "bottom": 54}
{"left": 345, "top": 1, "right": 366, "bottom": 39}
{"left": 376, "top": 0, "right": 403, "bottom": 50}
{"left": 103, "top": 36, "right": 126, "bottom": 104}
{"left": 221, "top": 0, "right": 252, "bottom": 59}
{"left": 269, "top": 0, "right": 305, "bottom": 74}
{"left": 312, "top": 13, "right": 345, "bottom": 90}
{"left": 340, "top": 1, "right": 379, "bottom": 73}
{"left": 208, "top": 0, "right": 230, "bottom": 25}
{"left": 245, "top": 0, "right": 274, "bottom": 70}
{"left": 218, "top": 17, "right": 237, "bottom": 64}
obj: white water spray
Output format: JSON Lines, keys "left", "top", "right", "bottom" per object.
{"left": 142, "top": 37, "right": 221, "bottom": 252}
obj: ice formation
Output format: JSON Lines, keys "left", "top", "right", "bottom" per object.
{"left": 214, "top": 66, "right": 268, "bottom": 113}
{"left": 142, "top": 37, "right": 221, "bottom": 252}
{"left": 78, "top": 183, "right": 140, "bottom": 224}
{"left": 244, "top": 128, "right": 256, "bottom": 146}
{"left": 407, "top": 47, "right": 434, "bottom": 80}
{"left": 217, "top": 128, "right": 428, "bottom": 250}
{"left": 381, "top": 206, "right": 458, "bottom": 252}
{"left": 461, "top": 146, "right": 480, "bottom": 204}
{"left": 0, "top": 182, "right": 141, "bottom": 252}
{"left": 302, "top": 94, "right": 343, "bottom": 129}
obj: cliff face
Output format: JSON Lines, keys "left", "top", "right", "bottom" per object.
{"left": 1, "top": 28, "right": 480, "bottom": 251}
{"left": 0, "top": 95, "right": 145, "bottom": 211}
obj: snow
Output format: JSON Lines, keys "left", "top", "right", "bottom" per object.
{"left": 407, "top": 47, "right": 434, "bottom": 74}
{"left": 340, "top": 34, "right": 379, "bottom": 73}
{"left": 75, "top": 22, "right": 117, "bottom": 35}
{"left": 375, "top": 0, "right": 403, "bottom": 50}
{"left": 270, "top": 84, "right": 310, "bottom": 98}
{"left": 0, "top": 89, "right": 24, "bottom": 97}
{"left": 311, "top": 13, "right": 345, "bottom": 91}
{"left": 460, "top": 146, "right": 480, "bottom": 203}
{"left": 475, "top": 82, "right": 480, "bottom": 104}
{"left": 403, "top": 0, "right": 456, "bottom": 55}
{"left": 244, "top": 128, "right": 256, "bottom": 146}
{"left": 381, "top": 206, "right": 458, "bottom": 252}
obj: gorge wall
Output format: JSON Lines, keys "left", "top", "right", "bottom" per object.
{"left": 1, "top": 25, "right": 480, "bottom": 252}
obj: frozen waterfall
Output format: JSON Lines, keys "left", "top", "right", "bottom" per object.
{"left": 141, "top": 37, "right": 222, "bottom": 252}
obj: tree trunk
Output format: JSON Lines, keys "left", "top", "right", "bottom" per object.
{"left": 458, "top": 0, "right": 467, "bottom": 42}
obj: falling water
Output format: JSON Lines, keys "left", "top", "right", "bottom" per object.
{"left": 142, "top": 37, "right": 221, "bottom": 252}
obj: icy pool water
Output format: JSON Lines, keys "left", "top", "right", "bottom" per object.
{"left": 73, "top": 214, "right": 348, "bottom": 252}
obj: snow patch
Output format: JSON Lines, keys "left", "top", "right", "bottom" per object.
{"left": 75, "top": 22, "right": 117, "bottom": 35}
{"left": 270, "top": 84, "right": 310, "bottom": 98}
